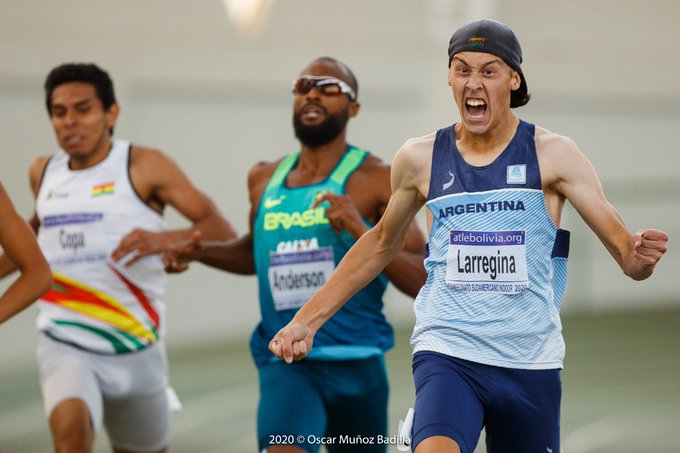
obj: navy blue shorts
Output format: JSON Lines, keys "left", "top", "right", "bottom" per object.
{"left": 258, "top": 355, "right": 388, "bottom": 453}
{"left": 412, "top": 351, "right": 561, "bottom": 453}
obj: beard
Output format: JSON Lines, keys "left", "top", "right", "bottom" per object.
{"left": 293, "top": 104, "right": 349, "bottom": 147}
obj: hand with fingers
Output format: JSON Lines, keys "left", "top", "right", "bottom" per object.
{"left": 311, "top": 192, "right": 368, "bottom": 239}
{"left": 269, "top": 321, "right": 316, "bottom": 364}
{"left": 631, "top": 229, "right": 668, "bottom": 269}
{"left": 163, "top": 231, "right": 203, "bottom": 273}
{"left": 111, "top": 228, "right": 174, "bottom": 267}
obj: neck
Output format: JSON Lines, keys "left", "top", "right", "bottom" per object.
{"left": 455, "top": 114, "right": 519, "bottom": 160}
{"left": 297, "top": 133, "right": 349, "bottom": 178}
{"left": 69, "top": 137, "right": 114, "bottom": 171}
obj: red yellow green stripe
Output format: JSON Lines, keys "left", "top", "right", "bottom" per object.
{"left": 52, "top": 321, "right": 139, "bottom": 353}
{"left": 43, "top": 273, "right": 157, "bottom": 343}
{"left": 109, "top": 265, "right": 160, "bottom": 329}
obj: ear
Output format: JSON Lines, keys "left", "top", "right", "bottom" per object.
{"left": 106, "top": 103, "right": 120, "bottom": 130}
{"left": 348, "top": 101, "right": 361, "bottom": 118}
{"left": 510, "top": 71, "right": 521, "bottom": 91}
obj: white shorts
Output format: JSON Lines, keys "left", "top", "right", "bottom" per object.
{"left": 37, "top": 334, "right": 171, "bottom": 452}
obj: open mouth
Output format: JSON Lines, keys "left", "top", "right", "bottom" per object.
{"left": 63, "top": 134, "right": 85, "bottom": 146}
{"left": 465, "top": 98, "right": 487, "bottom": 119}
{"left": 301, "top": 103, "right": 326, "bottom": 120}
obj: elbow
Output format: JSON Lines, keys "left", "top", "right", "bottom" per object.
{"left": 215, "top": 218, "right": 238, "bottom": 242}
{"left": 396, "top": 282, "right": 423, "bottom": 299}
{"left": 37, "top": 270, "right": 53, "bottom": 298}
{"left": 396, "top": 266, "right": 427, "bottom": 298}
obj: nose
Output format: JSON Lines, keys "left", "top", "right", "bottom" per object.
{"left": 466, "top": 71, "right": 483, "bottom": 91}
{"left": 62, "top": 109, "right": 78, "bottom": 127}
{"left": 305, "top": 86, "right": 322, "bottom": 100}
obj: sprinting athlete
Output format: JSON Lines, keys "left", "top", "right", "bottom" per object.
{"left": 269, "top": 20, "right": 669, "bottom": 453}
{"left": 0, "top": 63, "right": 235, "bottom": 453}
{"left": 166, "top": 56, "right": 427, "bottom": 453}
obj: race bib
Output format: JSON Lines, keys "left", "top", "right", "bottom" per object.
{"left": 40, "top": 213, "right": 108, "bottom": 266}
{"left": 268, "top": 247, "right": 335, "bottom": 311}
{"left": 446, "top": 230, "right": 528, "bottom": 294}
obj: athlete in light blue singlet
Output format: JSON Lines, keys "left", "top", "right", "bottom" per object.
{"left": 168, "top": 57, "right": 426, "bottom": 453}
{"left": 413, "top": 119, "right": 570, "bottom": 370}
{"left": 271, "top": 21, "right": 668, "bottom": 453}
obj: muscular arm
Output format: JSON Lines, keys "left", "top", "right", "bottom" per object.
{"left": 0, "top": 183, "right": 52, "bottom": 324}
{"left": 314, "top": 158, "right": 427, "bottom": 298}
{"left": 538, "top": 129, "right": 667, "bottom": 280}
{"left": 271, "top": 136, "right": 431, "bottom": 362}
{"left": 372, "top": 164, "right": 427, "bottom": 297}
{"left": 166, "top": 160, "right": 278, "bottom": 275}
{"left": 111, "top": 146, "right": 237, "bottom": 266}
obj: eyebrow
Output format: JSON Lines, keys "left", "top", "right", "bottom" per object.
{"left": 452, "top": 56, "right": 502, "bottom": 68}
{"left": 52, "top": 98, "right": 92, "bottom": 110}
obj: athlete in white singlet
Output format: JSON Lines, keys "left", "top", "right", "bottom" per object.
{"left": 0, "top": 63, "right": 235, "bottom": 453}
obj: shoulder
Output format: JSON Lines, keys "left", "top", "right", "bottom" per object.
{"left": 354, "top": 152, "right": 390, "bottom": 180}
{"left": 28, "top": 155, "right": 53, "bottom": 194}
{"left": 129, "top": 144, "right": 170, "bottom": 168}
{"left": 345, "top": 152, "right": 391, "bottom": 206}
{"left": 392, "top": 131, "right": 436, "bottom": 183}
{"left": 128, "top": 144, "right": 191, "bottom": 185}
{"left": 127, "top": 144, "right": 199, "bottom": 202}
{"left": 247, "top": 158, "right": 284, "bottom": 190}
{"left": 29, "top": 155, "right": 52, "bottom": 176}
{"left": 395, "top": 131, "right": 436, "bottom": 166}
{"left": 534, "top": 126, "right": 580, "bottom": 156}
{"left": 534, "top": 125, "right": 590, "bottom": 185}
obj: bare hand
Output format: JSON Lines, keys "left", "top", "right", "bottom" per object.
{"left": 632, "top": 229, "right": 668, "bottom": 268}
{"left": 111, "top": 229, "right": 172, "bottom": 267}
{"left": 311, "top": 192, "right": 368, "bottom": 238}
{"left": 164, "top": 231, "right": 203, "bottom": 273}
{"left": 269, "top": 321, "right": 315, "bottom": 364}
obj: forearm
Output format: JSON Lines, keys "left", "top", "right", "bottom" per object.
{"left": 188, "top": 211, "right": 237, "bottom": 242}
{"left": 345, "top": 222, "right": 426, "bottom": 298}
{"left": 0, "top": 253, "right": 19, "bottom": 280}
{"left": 0, "top": 266, "right": 52, "bottom": 324}
{"left": 294, "top": 225, "right": 401, "bottom": 332}
{"left": 198, "top": 233, "right": 255, "bottom": 275}
{"left": 153, "top": 213, "right": 236, "bottom": 255}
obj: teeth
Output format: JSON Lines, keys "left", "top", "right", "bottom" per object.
{"left": 466, "top": 99, "right": 486, "bottom": 106}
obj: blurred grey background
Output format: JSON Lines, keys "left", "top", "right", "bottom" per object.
{"left": 0, "top": 1, "right": 678, "bottom": 451}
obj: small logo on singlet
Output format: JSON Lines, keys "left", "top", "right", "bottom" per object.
{"left": 506, "top": 165, "right": 526, "bottom": 184}
{"left": 91, "top": 182, "right": 115, "bottom": 197}
{"left": 264, "top": 195, "right": 286, "bottom": 209}
{"left": 46, "top": 190, "right": 69, "bottom": 200}
{"left": 442, "top": 171, "right": 456, "bottom": 191}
